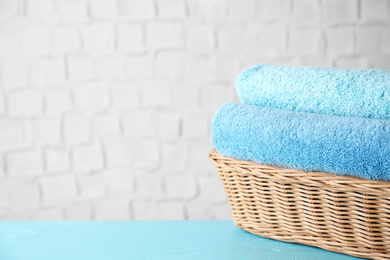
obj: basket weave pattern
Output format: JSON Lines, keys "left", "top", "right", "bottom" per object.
{"left": 210, "top": 150, "right": 390, "bottom": 260}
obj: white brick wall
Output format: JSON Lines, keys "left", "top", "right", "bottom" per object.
{"left": 45, "top": 147, "right": 69, "bottom": 173}
{"left": 72, "top": 144, "right": 104, "bottom": 172}
{"left": 7, "top": 90, "right": 43, "bottom": 116}
{"left": 0, "top": 0, "right": 389, "bottom": 221}
{"left": 77, "top": 173, "right": 106, "bottom": 199}
{"left": 73, "top": 82, "right": 110, "bottom": 112}
{"left": 63, "top": 114, "right": 91, "bottom": 145}
{"left": 64, "top": 203, "right": 91, "bottom": 221}
{"left": 31, "top": 58, "right": 66, "bottom": 86}
{"left": 56, "top": 0, "right": 89, "bottom": 24}
{"left": 6, "top": 149, "right": 43, "bottom": 176}
{"left": 117, "top": 24, "right": 144, "bottom": 53}
{"left": 40, "top": 175, "right": 78, "bottom": 205}
{"left": 187, "top": 24, "right": 214, "bottom": 54}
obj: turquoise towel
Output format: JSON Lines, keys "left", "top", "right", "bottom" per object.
{"left": 211, "top": 103, "right": 390, "bottom": 181}
{"left": 236, "top": 64, "right": 390, "bottom": 119}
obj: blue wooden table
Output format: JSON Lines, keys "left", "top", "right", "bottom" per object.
{"left": 0, "top": 221, "right": 364, "bottom": 260}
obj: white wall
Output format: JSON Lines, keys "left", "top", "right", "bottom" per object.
{"left": 0, "top": 0, "right": 389, "bottom": 220}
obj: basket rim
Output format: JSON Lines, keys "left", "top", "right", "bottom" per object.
{"left": 210, "top": 149, "right": 390, "bottom": 194}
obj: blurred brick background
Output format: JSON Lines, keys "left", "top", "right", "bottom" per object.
{"left": 0, "top": 0, "right": 389, "bottom": 220}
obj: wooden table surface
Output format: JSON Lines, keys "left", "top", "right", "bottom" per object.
{"left": 0, "top": 221, "right": 365, "bottom": 260}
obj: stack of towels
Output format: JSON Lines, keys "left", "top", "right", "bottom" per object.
{"left": 211, "top": 64, "right": 390, "bottom": 181}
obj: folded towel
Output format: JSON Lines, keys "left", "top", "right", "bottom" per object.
{"left": 236, "top": 64, "right": 390, "bottom": 119}
{"left": 211, "top": 103, "right": 390, "bottom": 181}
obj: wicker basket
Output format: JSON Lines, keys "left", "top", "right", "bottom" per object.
{"left": 210, "top": 149, "right": 390, "bottom": 260}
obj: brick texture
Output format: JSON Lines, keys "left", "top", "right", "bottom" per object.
{"left": 0, "top": 0, "right": 389, "bottom": 221}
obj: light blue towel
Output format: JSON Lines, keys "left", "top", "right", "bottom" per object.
{"left": 236, "top": 64, "right": 390, "bottom": 119}
{"left": 211, "top": 103, "right": 390, "bottom": 181}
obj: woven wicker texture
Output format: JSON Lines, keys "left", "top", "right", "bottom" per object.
{"left": 210, "top": 150, "right": 390, "bottom": 260}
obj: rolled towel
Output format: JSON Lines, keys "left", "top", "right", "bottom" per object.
{"left": 211, "top": 103, "right": 390, "bottom": 181}
{"left": 236, "top": 64, "right": 390, "bottom": 119}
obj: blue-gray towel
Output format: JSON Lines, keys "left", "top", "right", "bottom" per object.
{"left": 236, "top": 64, "right": 390, "bottom": 119}
{"left": 211, "top": 103, "right": 390, "bottom": 181}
